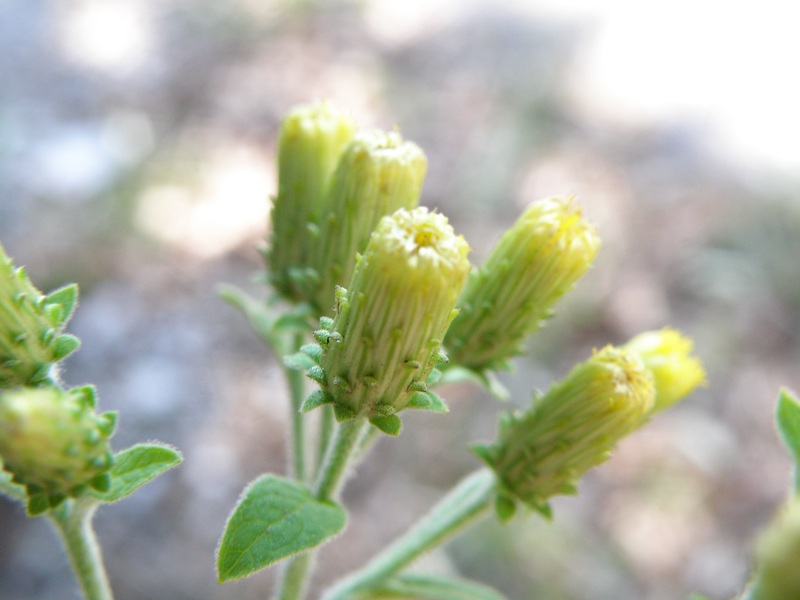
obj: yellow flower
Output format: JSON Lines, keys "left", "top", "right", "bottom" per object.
{"left": 624, "top": 328, "right": 706, "bottom": 413}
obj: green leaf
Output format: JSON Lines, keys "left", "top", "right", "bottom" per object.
{"left": 301, "top": 389, "right": 334, "bottom": 413}
{"left": 438, "top": 366, "right": 509, "bottom": 401}
{"left": 364, "top": 573, "right": 507, "bottom": 600}
{"left": 217, "top": 284, "right": 277, "bottom": 347}
{"left": 51, "top": 334, "right": 81, "bottom": 361}
{"left": 91, "top": 443, "right": 183, "bottom": 503}
{"left": 273, "top": 312, "right": 313, "bottom": 333}
{"left": 777, "top": 388, "right": 800, "bottom": 494}
{"left": 284, "top": 351, "right": 318, "bottom": 372}
{"left": 44, "top": 284, "right": 79, "bottom": 326}
{"left": 494, "top": 494, "right": 516, "bottom": 523}
{"left": 217, "top": 474, "right": 347, "bottom": 582}
{"left": 369, "top": 415, "right": 402, "bottom": 436}
{"left": 687, "top": 595, "right": 710, "bottom": 600}
{"left": 406, "top": 390, "right": 449, "bottom": 413}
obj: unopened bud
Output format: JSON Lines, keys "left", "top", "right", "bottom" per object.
{"left": 0, "top": 386, "right": 116, "bottom": 513}
{"left": 445, "top": 197, "right": 600, "bottom": 371}
{"left": 268, "top": 101, "right": 357, "bottom": 302}
{"left": 474, "top": 346, "right": 654, "bottom": 514}
{"left": 309, "top": 129, "right": 427, "bottom": 315}
{"left": 315, "top": 208, "right": 470, "bottom": 434}
{"left": 0, "top": 242, "right": 81, "bottom": 388}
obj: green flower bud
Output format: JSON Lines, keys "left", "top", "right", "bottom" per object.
{"left": 308, "top": 129, "right": 427, "bottom": 315}
{"left": 268, "top": 101, "right": 357, "bottom": 302}
{"left": 474, "top": 346, "right": 654, "bottom": 514}
{"left": 0, "top": 242, "right": 81, "bottom": 388}
{"left": 445, "top": 196, "right": 600, "bottom": 371}
{"left": 0, "top": 386, "right": 116, "bottom": 512}
{"left": 623, "top": 327, "right": 706, "bottom": 413}
{"left": 316, "top": 207, "right": 470, "bottom": 433}
{"left": 749, "top": 499, "right": 800, "bottom": 600}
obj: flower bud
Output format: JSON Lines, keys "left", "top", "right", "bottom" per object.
{"left": 474, "top": 346, "right": 654, "bottom": 514}
{"left": 749, "top": 499, "right": 800, "bottom": 600}
{"left": 309, "top": 129, "right": 427, "bottom": 315}
{"left": 0, "top": 385, "right": 116, "bottom": 513}
{"left": 445, "top": 196, "right": 600, "bottom": 371}
{"left": 623, "top": 328, "right": 706, "bottom": 414}
{"left": 314, "top": 208, "right": 470, "bottom": 434}
{"left": 1, "top": 242, "right": 81, "bottom": 388}
{"left": 268, "top": 101, "right": 357, "bottom": 302}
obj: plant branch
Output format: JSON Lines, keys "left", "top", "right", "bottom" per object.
{"left": 50, "top": 498, "right": 114, "bottom": 600}
{"left": 322, "top": 468, "right": 497, "bottom": 600}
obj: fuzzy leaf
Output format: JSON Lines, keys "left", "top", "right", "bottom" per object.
{"left": 406, "top": 390, "right": 449, "bottom": 413}
{"left": 369, "top": 414, "right": 402, "bottom": 436}
{"left": 438, "top": 366, "right": 509, "bottom": 401}
{"left": 217, "top": 475, "right": 347, "bottom": 582}
{"left": 51, "top": 334, "right": 81, "bottom": 361}
{"left": 273, "top": 312, "right": 313, "bottom": 333}
{"left": 217, "top": 284, "right": 277, "bottom": 347}
{"left": 301, "top": 390, "right": 334, "bottom": 413}
{"left": 44, "top": 284, "right": 79, "bottom": 326}
{"left": 365, "top": 573, "right": 507, "bottom": 600}
{"left": 284, "top": 352, "right": 317, "bottom": 372}
{"left": 494, "top": 494, "right": 516, "bottom": 523}
{"left": 777, "top": 388, "right": 800, "bottom": 494}
{"left": 91, "top": 444, "right": 183, "bottom": 503}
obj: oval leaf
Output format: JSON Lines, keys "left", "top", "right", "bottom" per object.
{"left": 92, "top": 443, "right": 183, "bottom": 503}
{"left": 217, "top": 474, "right": 347, "bottom": 582}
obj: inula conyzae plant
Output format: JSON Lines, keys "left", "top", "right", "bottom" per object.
{"left": 6, "top": 101, "right": 797, "bottom": 600}
{"left": 215, "top": 101, "right": 707, "bottom": 600}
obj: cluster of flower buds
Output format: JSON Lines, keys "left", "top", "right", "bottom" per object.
{"left": 0, "top": 243, "right": 116, "bottom": 515}
{"left": 444, "top": 196, "right": 600, "bottom": 371}
{"left": 1, "top": 242, "right": 81, "bottom": 387}
{"left": 268, "top": 102, "right": 707, "bottom": 467}
{"left": 267, "top": 101, "right": 427, "bottom": 317}
{"left": 296, "top": 207, "right": 470, "bottom": 434}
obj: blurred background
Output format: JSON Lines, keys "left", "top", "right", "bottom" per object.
{"left": 2, "top": 0, "right": 800, "bottom": 598}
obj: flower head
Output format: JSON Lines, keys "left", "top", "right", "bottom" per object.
{"left": 309, "top": 207, "right": 470, "bottom": 434}
{"left": 0, "top": 242, "right": 81, "bottom": 388}
{"left": 308, "top": 129, "right": 427, "bottom": 314}
{"left": 267, "top": 101, "right": 357, "bottom": 302}
{"left": 0, "top": 385, "right": 116, "bottom": 514}
{"left": 445, "top": 196, "right": 600, "bottom": 371}
{"left": 624, "top": 327, "right": 706, "bottom": 413}
{"left": 474, "top": 345, "right": 654, "bottom": 515}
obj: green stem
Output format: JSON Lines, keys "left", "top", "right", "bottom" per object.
{"left": 284, "top": 332, "right": 308, "bottom": 482}
{"left": 322, "top": 469, "right": 497, "bottom": 600}
{"left": 50, "top": 498, "right": 114, "bottom": 600}
{"left": 274, "top": 418, "right": 369, "bottom": 600}
{"left": 315, "top": 404, "right": 334, "bottom": 478}
{"left": 313, "top": 418, "right": 369, "bottom": 501}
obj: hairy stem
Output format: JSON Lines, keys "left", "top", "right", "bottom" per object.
{"left": 50, "top": 498, "right": 114, "bottom": 600}
{"left": 284, "top": 332, "right": 308, "bottom": 482}
{"left": 274, "top": 418, "right": 369, "bottom": 600}
{"left": 322, "top": 469, "right": 497, "bottom": 600}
